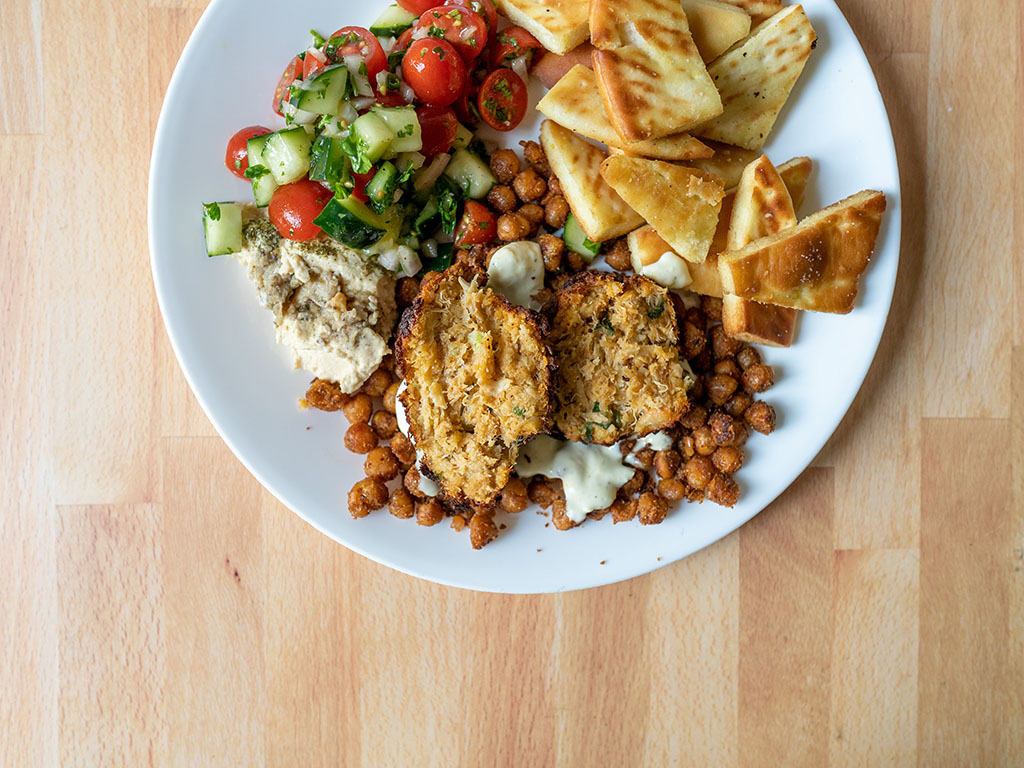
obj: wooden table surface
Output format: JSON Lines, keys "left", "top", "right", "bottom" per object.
{"left": 2, "top": 0, "right": 1022, "bottom": 765}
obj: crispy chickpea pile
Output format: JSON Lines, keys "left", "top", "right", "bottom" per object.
{"left": 302, "top": 140, "right": 779, "bottom": 550}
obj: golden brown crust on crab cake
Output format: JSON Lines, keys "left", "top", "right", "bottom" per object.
{"left": 550, "top": 271, "right": 690, "bottom": 445}
{"left": 395, "top": 264, "right": 553, "bottom": 505}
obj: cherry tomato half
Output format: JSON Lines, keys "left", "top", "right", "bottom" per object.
{"left": 395, "top": 28, "right": 415, "bottom": 52}
{"left": 455, "top": 200, "right": 497, "bottom": 246}
{"left": 397, "top": 0, "right": 439, "bottom": 14}
{"left": 302, "top": 48, "right": 328, "bottom": 79}
{"left": 273, "top": 55, "right": 303, "bottom": 116}
{"left": 490, "top": 26, "right": 543, "bottom": 70}
{"left": 477, "top": 68, "right": 528, "bottom": 131}
{"left": 268, "top": 180, "right": 332, "bottom": 241}
{"left": 402, "top": 39, "right": 468, "bottom": 106}
{"left": 413, "top": 6, "right": 488, "bottom": 62}
{"left": 225, "top": 125, "right": 271, "bottom": 179}
{"left": 444, "top": 0, "right": 498, "bottom": 34}
{"left": 325, "top": 26, "right": 387, "bottom": 87}
{"left": 416, "top": 105, "right": 458, "bottom": 156}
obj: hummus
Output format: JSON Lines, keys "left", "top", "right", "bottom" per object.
{"left": 236, "top": 209, "right": 397, "bottom": 393}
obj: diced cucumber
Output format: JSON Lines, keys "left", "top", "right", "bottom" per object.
{"left": 564, "top": 213, "right": 600, "bottom": 260}
{"left": 349, "top": 112, "right": 396, "bottom": 167}
{"left": 369, "top": 4, "right": 418, "bottom": 36}
{"left": 260, "top": 127, "right": 312, "bottom": 185}
{"left": 246, "top": 133, "right": 272, "bottom": 169}
{"left": 371, "top": 106, "right": 422, "bottom": 155}
{"left": 248, "top": 168, "right": 278, "bottom": 207}
{"left": 202, "top": 202, "right": 244, "bottom": 256}
{"left": 419, "top": 242, "right": 453, "bottom": 275}
{"left": 443, "top": 148, "right": 495, "bottom": 199}
{"left": 365, "top": 162, "right": 399, "bottom": 213}
{"left": 293, "top": 64, "right": 348, "bottom": 115}
{"left": 313, "top": 195, "right": 387, "bottom": 248}
{"left": 308, "top": 135, "right": 348, "bottom": 186}
{"left": 413, "top": 196, "right": 441, "bottom": 237}
{"left": 452, "top": 122, "right": 473, "bottom": 150}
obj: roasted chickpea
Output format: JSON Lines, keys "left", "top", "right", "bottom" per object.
{"left": 742, "top": 364, "right": 775, "bottom": 393}
{"left": 404, "top": 466, "right": 426, "bottom": 498}
{"left": 619, "top": 469, "right": 646, "bottom": 499}
{"left": 692, "top": 426, "right": 716, "bottom": 456}
{"left": 678, "top": 434, "right": 696, "bottom": 459}
{"left": 657, "top": 477, "right": 687, "bottom": 502}
{"left": 497, "top": 212, "right": 530, "bottom": 241}
{"left": 348, "top": 478, "right": 388, "bottom": 518}
{"left": 707, "top": 374, "right": 739, "bottom": 406}
{"left": 371, "top": 410, "right": 399, "bottom": 440}
{"left": 701, "top": 295, "right": 723, "bottom": 323}
{"left": 361, "top": 368, "right": 393, "bottom": 398}
{"left": 611, "top": 497, "right": 638, "bottom": 523}
{"left": 714, "top": 359, "right": 743, "bottom": 379}
{"left": 390, "top": 433, "right": 416, "bottom": 467}
{"left": 711, "top": 324, "right": 743, "bottom": 359}
{"left": 520, "top": 140, "right": 549, "bottom": 175}
{"left": 706, "top": 473, "right": 740, "bottom": 507}
{"left": 744, "top": 401, "right": 776, "bottom": 434}
{"left": 737, "top": 346, "right": 762, "bottom": 370}
{"left": 708, "top": 412, "right": 738, "bottom": 446}
{"left": 632, "top": 447, "right": 655, "bottom": 470}
{"left": 416, "top": 498, "right": 445, "bottom": 526}
{"left": 542, "top": 175, "right": 563, "bottom": 201}
{"left": 343, "top": 393, "right": 372, "bottom": 424}
{"left": 528, "top": 478, "right": 561, "bottom": 509}
{"left": 396, "top": 276, "right": 420, "bottom": 307}
{"left": 684, "top": 455, "right": 715, "bottom": 490}
{"left": 489, "top": 148, "right": 520, "bottom": 183}
{"left": 551, "top": 499, "right": 578, "bottom": 530}
{"left": 724, "top": 392, "right": 754, "bottom": 419}
{"left": 564, "top": 247, "right": 584, "bottom": 272}
{"left": 712, "top": 445, "right": 744, "bottom": 475}
{"left": 499, "top": 477, "right": 529, "bottom": 513}
{"left": 469, "top": 511, "right": 499, "bottom": 548}
{"left": 383, "top": 382, "right": 400, "bottom": 414}
{"left": 364, "top": 446, "right": 400, "bottom": 481}
{"left": 538, "top": 234, "right": 564, "bottom": 271}
{"left": 486, "top": 184, "right": 517, "bottom": 213}
{"left": 389, "top": 487, "right": 415, "bottom": 519}
{"left": 519, "top": 202, "right": 544, "bottom": 226}
{"left": 450, "top": 515, "right": 468, "bottom": 532}
{"left": 344, "top": 422, "right": 378, "bottom": 454}
{"left": 685, "top": 307, "right": 708, "bottom": 329}
{"left": 682, "top": 321, "right": 706, "bottom": 360}
{"left": 513, "top": 167, "right": 547, "bottom": 202}
{"left": 637, "top": 492, "right": 669, "bottom": 525}
{"left": 543, "top": 196, "right": 570, "bottom": 229}
{"left": 679, "top": 405, "right": 708, "bottom": 430}
{"left": 654, "top": 449, "right": 682, "bottom": 479}
{"left": 304, "top": 379, "right": 348, "bottom": 412}
{"left": 690, "top": 349, "right": 712, "bottom": 375}
{"left": 603, "top": 238, "right": 632, "bottom": 271}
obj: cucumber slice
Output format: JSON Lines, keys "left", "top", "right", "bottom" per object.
{"left": 452, "top": 121, "right": 473, "bottom": 150}
{"left": 247, "top": 167, "right": 278, "bottom": 207}
{"left": 246, "top": 133, "right": 272, "bottom": 169}
{"left": 564, "top": 213, "right": 600, "bottom": 260}
{"left": 369, "top": 4, "right": 418, "bottom": 36}
{"left": 348, "top": 112, "right": 396, "bottom": 168}
{"left": 443, "top": 148, "right": 496, "bottom": 199}
{"left": 293, "top": 64, "right": 348, "bottom": 115}
{"left": 413, "top": 196, "right": 441, "bottom": 237}
{"left": 202, "top": 202, "right": 243, "bottom": 256}
{"left": 260, "top": 127, "right": 312, "bottom": 185}
{"left": 308, "top": 135, "right": 348, "bottom": 186}
{"left": 371, "top": 106, "right": 422, "bottom": 155}
{"left": 365, "top": 162, "right": 399, "bottom": 214}
{"left": 313, "top": 195, "right": 387, "bottom": 248}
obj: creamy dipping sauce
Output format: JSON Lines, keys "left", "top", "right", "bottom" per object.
{"left": 635, "top": 250, "right": 693, "bottom": 290}
{"left": 394, "top": 381, "right": 438, "bottom": 497}
{"left": 624, "top": 430, "right": 674, "bottom": 467}
{"left": 486, "top": 241, "right": 544, "bottom": 310}
{"left": 516, "top": 436, "right": 636, "bottom": 523}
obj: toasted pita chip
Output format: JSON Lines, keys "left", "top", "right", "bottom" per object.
{"left": 721, "top": 295, "right": 798, "bottom": 346}
{"left": 680, "top": 0, "right": 752, "bottom": 62}
{"left": 718, "top": 190, "right": 887, "bottom": 314}
{"left": 601, "top": 155, "right": 725, "bottom": 263}
{"left": 695, "top": 5, "right": 817, "bottom": 150}
{"left": 537, "top": 66, "right": 714, "bottom": 161}
{"left": 492, "top": 0, "right": 590, "bottom": 55}
{"left": 534, "top": 42, "right": 596, "bottom": 89}
{"left": 540, "top": 120, "right": 644, "bottom": 242}
{"left": 719, "top": 0, "right": 782, "bottom": 24}
{"left": 690, "top": 142, "right": 762, "bottom": 189}
{"left": 590, "top": 0, "right": 723, "bottom": 141}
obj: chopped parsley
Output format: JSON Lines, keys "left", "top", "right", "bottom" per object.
{"left": 426, "top": 25, "right": 447, "bottom": 38}
{"left": 203, "top": 202, "right": 221, "bottom": 221}
{"left": 434, "top": 176, "right": 463, "bottom": 235}
{"left": 596, "top": 311, "right": 615, "bottom": 336}
{"left": 513, "top": 406, "right": 526, "bottom": 417}
{"left": 647, "top": 299, "right": 665, "bottom": 319}
{"left": 593, "top": 402, "right": 601, "bottom": 413}
{"left": 309, "top": 28, "right": 326, "bottom": 47}
{"left": 432, "top": 45, "right": 447, "bottom": 60}
{"left": 482, "top": 97, "right": 508, "bottom": 124}
{"left": 493, "top": 77, "right": 514, "bottom": 98}
{"left": 243, "top": 164, "right": 270, "bottom": 179}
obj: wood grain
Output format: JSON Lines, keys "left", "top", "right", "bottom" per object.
{"left": 1, "top": 0, "right": 1023, "bottom": 765}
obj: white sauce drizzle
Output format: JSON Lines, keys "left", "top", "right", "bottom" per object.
{"left": 636, "top": 250, "right": 693, "bottom": 290}
{"left": 486, "top": 242, "right": 544, "bottom": 310}
{"left": 516, "top": 436, "right": 636, "bottom": 523}
{"left": 393, "top": 381, "right": 438, "bottom": 497}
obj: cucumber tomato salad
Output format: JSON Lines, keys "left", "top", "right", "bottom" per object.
{"left": 202, "top": 0, "right": 544, "bottom": 272}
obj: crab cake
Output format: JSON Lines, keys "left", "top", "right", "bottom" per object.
{"left": 395, "top": 265, "right": 552, "bottom": 505}
{"left": 551, "top": 271, "right": 690, "bottom": 445}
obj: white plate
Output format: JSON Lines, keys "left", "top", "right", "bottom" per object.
{"left": 149, "top": 0, "right": 901, "bottom": 593}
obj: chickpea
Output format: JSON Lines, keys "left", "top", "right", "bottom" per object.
{"left": 344, "top": 422, "right": 378, "bottom": 454}
{"left": 711, "top": 324, "right": 743, "bottom": 359}
{"left": 497, "top": 212, "right": 530, "bottom": 241}
{"left": 364, "top": 446, "right": 400, "bottom": 481}
{"left": 701, "top": 295, "right": 723, "bottom": 323}
{"left": 551, "top": 499, "right": 578, "bottom": 530}
{"left": 348, "top": 478, "right": 388, "bottom": 518}
{"left": 706, "top": 473, "right": 740, "bottom": 507}
{"left": 450, "top": 515, "right": 468, "bottom": 532}
{"left": 742, "top": 364, "right": 775, "bottom": 393}
{"left": 678, "top": 434, "right": 695, "bottom": 459}
{"left": 611, "top": 497, "right": 637, "bottom": 523}
{"left": 519, "top": 202, "right": 544, "bottom": 224}
{"left": 724, "top": 392, "right": 754, "bottom": 419}
{"left": 396, "top": 276, "right": 420, "bottom": 308}
{"left": 603, "top": 238, "right": 632, "bottom": 271}
{"left": 519, "top": 140, "right": 550, "bottom": 175}
{"left": 658, "top": 477, "right": 687, "bottom": 502}
{"left": 304, "top": 379, "right": 348, "bottom": 412}
{"left": 538, "top": 234, "right": 564, "bottom": 271}
{"left": 416, "top": 498, "right": 445, "bottom": 526}
{"left": 361, "top": 368, "right": 393, "bottom": 398}
{"left": 685, "top": 307, "right": 708, "bottom": 329}
{"left": 542, "top": 175, "right": 563, "bottom": 201}
{"left": 469, "top": 511, "right": 499, "bottom": 548}
{"left": 383, "top": 382, "right": 400, "bottom": 414}
{"left": 654, "top": 449, "right": 682, "bottom": 479}
{"left": 380, "top": 354, "right": 396, "bottom": 373}
{"left": 684, "top": 456, "right": 715, "bottom": 490}
{"left": 528, "top": 478, "right": 561, "bottom": 509}
{"left": 343, "top": 393, "right": 373, "bottom": 425}
{"left": 499, "top": 477, "right": 529, "bottom": 513}
{"left": 707, "top": 374, "right": 739, "bottom": 406}
{"left": 708, "top": 412, "right": 738, "bottom": 446}
{"left": 564, "top": 248, "right": 584, "bottom": 272}
{"left": 390, "top": 433, "right": 416, "bottom": 467}
{"left": 619, "top": 469, "right": 646, "bottom": 499}
{"left": 404, "top": 466, "right": 426, "bottom": 498}
{"left": 744, "top": 401, "right": 776, "bottom": 434}
{"left": 737, "top": 346, "right": 762, "bottom": 370}
{"left": 632, "top": 447, "right": 655, "bottom": 470}
{"left": 512, "top": 167, "right": 547, "bottom": 202}
{"left": 690, "top": 349, "right": 712, "bottom": 375}
{"left": 692, "top": 426, "right": 716, "bottom": 457}
{"left": 733, "top": 422, "right": 750, "bottom": 448}
{"left": 489, "top": 148, "right": 520, "bottom": 183}
{"left": 679, "top": 405, "right": 708, "bottom": 430}
{"left": 371, "top": 410, "right": 398, "bottom": 440}
{"left": 714, "top": 359, "right": 743, "bottom": 380}
{"left": 543, "top": 196, "right": 570, "bottom": 229}
{"left": 637, "top": 492, "right": 669, "bottom": 525}
{"left": 712, "top": 446, "right": 744, "bottom": 475}
{"left": 389, "top": 487, "right": 415, "bottom": 519}
{"left": 486, "top": 184, "right": 517, "bottom": 213}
